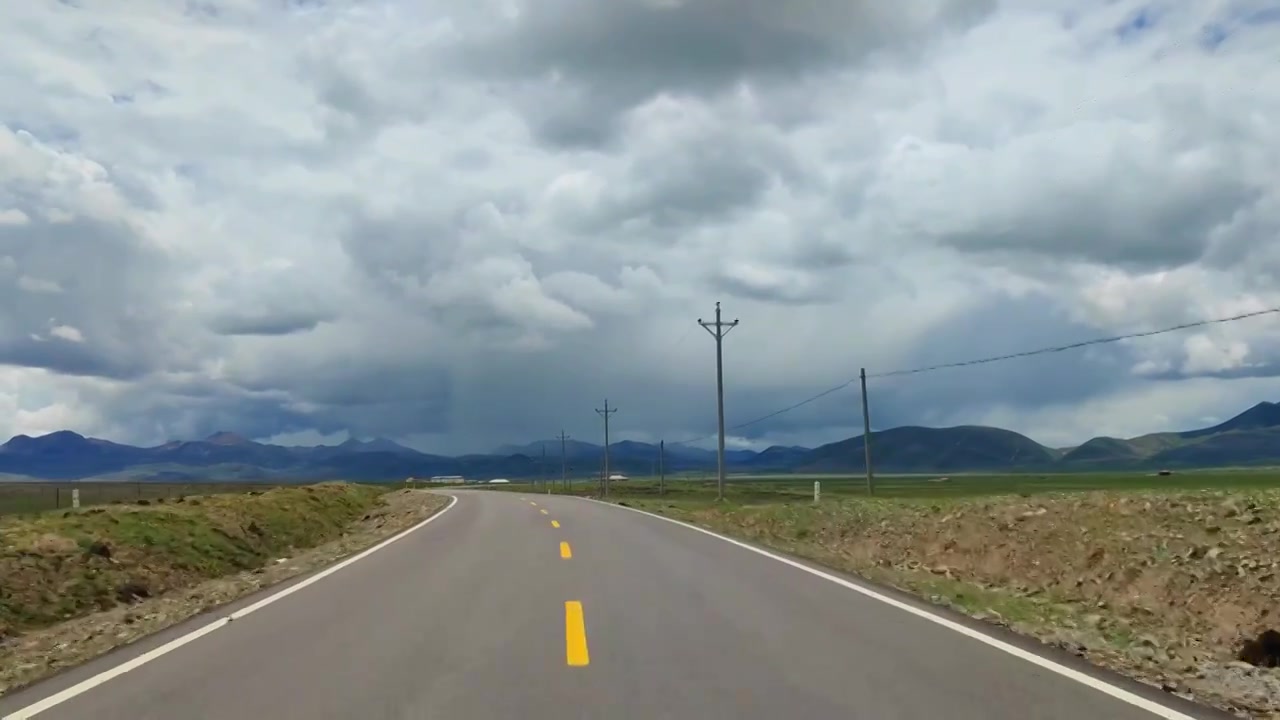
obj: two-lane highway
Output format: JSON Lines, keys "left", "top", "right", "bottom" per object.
{"left": 0, "top": 490, "right": 1228, "bottom": 719}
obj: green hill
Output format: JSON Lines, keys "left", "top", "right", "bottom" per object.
{"left": 1054, "top": 403, "right": 1280, "bottom": 470}
{"left": 799, "top": 425, "right": 1057, "bottom": 473}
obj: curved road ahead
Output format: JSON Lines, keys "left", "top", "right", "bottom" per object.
{"left": 0, "top": 490, "right": 1227, "bottom": 719}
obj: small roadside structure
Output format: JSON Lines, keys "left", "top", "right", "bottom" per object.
{"left": 488, "top": 478, "right": 510, "bottom": 484}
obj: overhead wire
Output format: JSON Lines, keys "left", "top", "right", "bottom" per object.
{"left": 667, "top": 305, "right": 1280, "bottom": 446}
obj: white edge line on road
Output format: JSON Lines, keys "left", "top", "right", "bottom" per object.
{"left": 588, "top": 498, "right": 1197, "bottom": 720}
{"left": 3, "top": 494, "right": 460, "bottom": 720}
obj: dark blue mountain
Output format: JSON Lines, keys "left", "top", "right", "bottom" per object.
{"left": 4, "top": 399, "right": 1279, "bottom": 481}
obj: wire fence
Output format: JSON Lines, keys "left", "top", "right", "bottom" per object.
{"left": 0, "top": 480, "right": 307, "bottom": 517}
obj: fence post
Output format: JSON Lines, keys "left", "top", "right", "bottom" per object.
{"left": 814, "top": 481, "right": 820, "bottom": 504}
{"left": 72, "top": 488, "right": 81, "bottom": 509}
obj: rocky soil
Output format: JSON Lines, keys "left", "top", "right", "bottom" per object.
{"left": 633, "top": 490, "right": 1280, "bottom": 719}
{"left": 0, "top": 487, "right": 449, "bottom": 696}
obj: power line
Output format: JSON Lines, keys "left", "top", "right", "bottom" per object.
{"left": 869, "top": 305, "right": 1280, "bottom": 379}
{"left": 669, "top": 304, "right": 1280, "bottom": 446}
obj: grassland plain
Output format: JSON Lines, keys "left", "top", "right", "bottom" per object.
{"left": 548, "top": 471, "right": 1280, "bottom": 718}
{"left": 495, "top": 467, "right": 1280, "bottom": 504}
{"left": 0, "top": 483, "right": 450, "bottom": 696}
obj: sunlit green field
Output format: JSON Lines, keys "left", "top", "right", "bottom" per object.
{"left": 486, "top": 466, "right": 1280, "bottom": 504}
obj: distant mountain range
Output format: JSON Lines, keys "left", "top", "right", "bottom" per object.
{"left": 3, "top": 401, "right": 1280, "bottom": 482}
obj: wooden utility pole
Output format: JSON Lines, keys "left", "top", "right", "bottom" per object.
{"left": 595, "top": 400, "right": 617, "bottom": 497}
{"left": 860, "top": 367, "right": 875, "bottom": 496}
{"left": 699, "top": 302, "right": 739, "bottom": 502}
{"left": 659, "top": 439, "right": 666, "bottom": 496}
{"left": 557, "top": 430, "right": 570, "bottom": 491}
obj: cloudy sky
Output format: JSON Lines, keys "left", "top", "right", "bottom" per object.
{"left": 1, "top": 0, "right": 1278, "bottom": 454}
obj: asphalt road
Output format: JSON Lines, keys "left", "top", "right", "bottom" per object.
{"left": 0, "top": 490, "right": 1229, "bottom": 720}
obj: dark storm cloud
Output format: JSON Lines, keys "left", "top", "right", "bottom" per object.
{"left": 1140, "top": 363, "right": 1280, "bottom": 381}
{"left": 0, "top": 339, "right": 149, "bottom": 380}
{"left": 871, "top": 326, "right": 1135, "bottom": 426}
{"left": 203, "top": 265, "right": 341, "bottom": 339}
{"left": 446, "top": 0, "right": 995, "bottom": 144}
{"left": 108, "top": 357, "right": 457, "bottom": 445}
{"left": 208, "top": 310, "right": 332, "bottom": 337}
{"left": 0, "top": 214, "right": 196, "bottom": 379}
{"left": 108, "top": 385, "right": 345, "bottom": 445}
{"left": 710, "top": 268, "right": 836, "bottom": 306}
{"left": 877, "top": 89, "right": 1274, "bottom": 272}
{"left": 553, "top": 117, "right": 805, "bottom": 236}
{"left": 5, "top": 0, "right": 1279, "bottom": 456}
{"left": 337, "top": 211, "right": 457, "bottom": 283}
{"left": 456, "top": 0, "right": 994, "bottom": 88}
{"left": 713, "top": 292, "right": 1141, "bottom": 443}
{"left": 936, "top": 180, "right": 1261, "bottom": 272}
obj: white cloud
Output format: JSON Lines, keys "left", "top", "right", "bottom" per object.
{"left": 0, "top": 208, "right": 28, "bottom": 225}
{"left": 17, "top": 275, "right": 63, "bottom": 294}
{"left": 0, "top": 0, "right": 1277, "bottom": 452}
{"left": 49, "top": 324, "right": 85, "bottom": 343}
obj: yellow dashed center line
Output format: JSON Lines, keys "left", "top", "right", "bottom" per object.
{"left": 565, "top": 601, "right": 590, "bottom": 666}
{"left": 540, "top": 508, "right": 549, "bottom": 515}
{"left": 560, "top": 541, "right": 572, "bottom": 559}
{"left": 551, "top": 520, "right": 560, "bottom": 528}
{"left": 529, "top": 501, "right": 538, "bottom": 507}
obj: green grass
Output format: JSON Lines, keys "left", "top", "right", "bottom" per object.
{"left": 0, "top": 483, "right": 389, "bottom": 631}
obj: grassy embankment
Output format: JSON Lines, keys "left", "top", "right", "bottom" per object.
{"left": 1, "top": 482, "right": 450, "bottom": 696}
{"left": 0, "top": 482, "right": 387, "bottom": 635}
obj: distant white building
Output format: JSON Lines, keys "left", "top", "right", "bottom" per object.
{"left": 429, "top": 475, "right": 465, "bottom": 484}
{"left": 607, "top": 473, "right": 628, "bottom": 481}
{"left": 488, "top": 478, "right": 510, "bottom": 484}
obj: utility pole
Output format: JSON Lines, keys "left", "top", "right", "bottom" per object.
{"left": 699, "top": 301, "right": 739, "bottom": 502}
{"left": 595, "top": 400, "right": 617, "bottom": 498}
{"left": 860, "top": 367, "right": 875, "bottom": 496}
{"left": 659, "top": 439, "right": 666, "bottom": 496}
{"left": 540, "top": 442, "right": 547, "bottom": 491}
{"left": 557, "top": 430, "right": 570, "bottom": 491}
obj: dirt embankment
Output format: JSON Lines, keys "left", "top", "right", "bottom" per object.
{"left": 0, "top": 483, "right": 450, "bottom": 696}
{"left": 635, "top": 491, "right": 1280, "bottom": 719}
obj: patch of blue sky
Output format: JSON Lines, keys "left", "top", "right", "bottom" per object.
{"left": 1115, "top": 5, "right": 1159, "bottom": 41}
{"left": 1198, "top": 3, "right": 1280, "bottom": 51}
{"left": 1242, "top": 6, "right": 1280, "bottom": 25}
